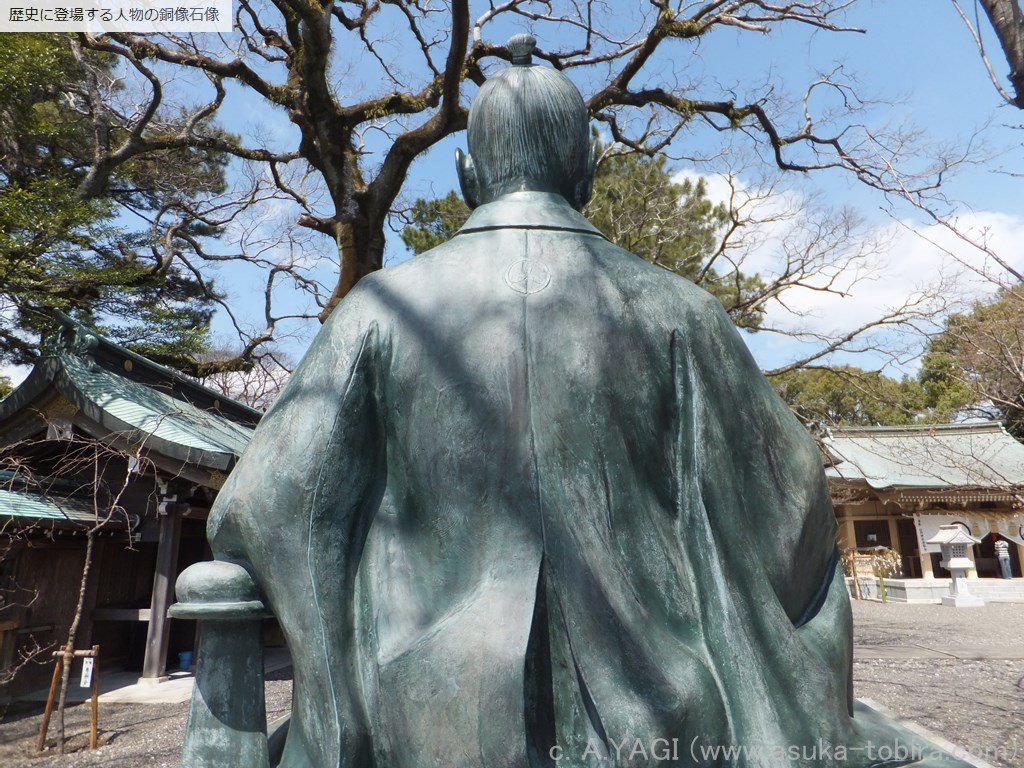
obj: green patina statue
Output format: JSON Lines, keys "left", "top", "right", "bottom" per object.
{"left": 173, "top": 34, "right": 975, "bottom": 768}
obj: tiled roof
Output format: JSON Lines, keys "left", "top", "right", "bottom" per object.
{"left": 61, "top": 355, "right": 252, "bottom": 458}
{"left": 823, "top": 421, "right": 1024, "bottom": 490}
{"left": 0, "top": 317, "right": 258, "bottom": 471}
{"left": 0, "top": 485, "right": 99, "bottom": 527}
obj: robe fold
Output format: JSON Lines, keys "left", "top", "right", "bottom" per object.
{"left": 208, "top": 191, "right": 972, "bottom": 768}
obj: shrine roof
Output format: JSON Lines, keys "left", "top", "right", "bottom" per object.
{"left": 59, "top": 354, "right": 254, "bottom": 457}
{"left": 0, "top": 317, "right": 258, "bottom": 472}
{"left": 0, "top": 471, "right": 104, "bottom": 528}
{"left": 822, "top": 421, "right": 1024, "bottom": 491}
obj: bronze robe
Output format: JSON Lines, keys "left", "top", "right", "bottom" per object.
{"left": 209, "top": 192, "right": 969, "bottom": 768}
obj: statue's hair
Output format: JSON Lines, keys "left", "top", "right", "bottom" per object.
{"left": 467, "top": 60, "right": 590, "bottom": 203}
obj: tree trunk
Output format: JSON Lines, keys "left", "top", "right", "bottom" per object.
{"left": 55, "top": 531, "right": 95, "bottom": 754}
{"left": 318, "top": 217, "right": 387, "bottom": 322}
{"left": 979, "top": 0, "right": 1024, "bottom": 108}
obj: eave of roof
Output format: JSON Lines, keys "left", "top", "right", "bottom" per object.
{"left": 87, "top": 336, "right": 262, "bottom": 426}
{"left": 0, "top": 356, "right": 61, "bottom": 425}
{"left": 0, "top": 322, "right": 256, "bottom": 471}
{"left": 0, "top": 486, "right": 107, "bottom": 528}
{"left": 822, "top": 420, "right": 1024, "bottom": 491}
{"left": 58, "top": 354, "right": 251, "bottom": 469}
{"left": 29, "top": 313, "right": 261, "bottom": 425}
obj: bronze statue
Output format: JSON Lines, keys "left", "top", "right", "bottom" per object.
{"left": 173, "top": 34, "right": 973, "bottom": 768}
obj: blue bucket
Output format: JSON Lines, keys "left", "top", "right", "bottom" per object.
{"left": 178, "top": 650, "right": 194, "bottom": 670}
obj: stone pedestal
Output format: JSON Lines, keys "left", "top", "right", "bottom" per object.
{"left": 940, "top": 592, "right": 986, "bottom": 608}
{"left": 169, "top": 561, "right": 271, "bottom": 768}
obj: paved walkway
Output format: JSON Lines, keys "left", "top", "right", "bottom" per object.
{"left": 851, "top": 598, "right": 1024, "bottom": 659}
{"left": 856, "top": 643, "right": 1024, "bottom": 659}
{"left": 850, "top": 597, "right": 1024, "bottom": 645}
{"left": 850, "top": 600, "right": 1023, "bottom": 768}
{"left": 18, "top": 647, "right": 292, "bottom": 706}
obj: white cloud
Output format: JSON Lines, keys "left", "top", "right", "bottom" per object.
{"left": 672, "top": 167, "right": 1024, "bottom": 371}
{"left": 677, "top": 168, "right": 1024, "bottom": 323}
{"left": 672, "top": 168, "right": 737, "bottom": 207}
{"left": 766, "top": 211, "right": 1024, "bottom": 333}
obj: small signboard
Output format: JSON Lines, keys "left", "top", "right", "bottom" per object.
{"left": 80, "top": 657, "right": 94, "bottom": 688}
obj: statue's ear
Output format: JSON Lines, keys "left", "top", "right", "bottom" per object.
{"left": 573, "top": 138, "right": 598, "bottom": 210}
{"left": 456, "top": 149, "right": 481, "bottom": 209}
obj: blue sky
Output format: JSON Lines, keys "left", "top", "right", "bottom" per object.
{"left": 9, "top": 2, "right": 1021, "bottom": 386}
{"left": 111, "top": 3, "right": 1024, "bottom": 373}
{"left": 370, "top": 1, "right": 1021, "bottom": 213}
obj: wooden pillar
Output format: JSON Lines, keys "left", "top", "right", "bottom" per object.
{"left": 1017, "top": 543, "right": 1024, "bottom": 577}
{"left": 838, "top": 512, "right": 856, "bottom": 550}
{"left": 886, "top": 516, "right": 901, "bottom": 575}
{"left": 141, "top": 505, "right": 181, "bottom": 682}
{"left": 919, "top": 550, "right": 934, "bottom": 579}
{"left": 966, "top": 544, "right": 979, "bottom": 580}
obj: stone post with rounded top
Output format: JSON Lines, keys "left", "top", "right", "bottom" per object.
{"left": 169, "top": 560, "right": 271, "bottom": 768}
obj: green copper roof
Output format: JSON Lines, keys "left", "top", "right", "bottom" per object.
{"left": 823, "top": 421, "right": 1024, "bottom": 490}
{"left": 43, "top": 312, "right": 262, "bottom": 425}
{"left": 61, "top": 354, "right": 253, "bottom": 459}
{"left": 0, "top": 486, "right": 98, "bottom": 526}
{"left": 0, "top": 317, "right": 260, "bottom": 474}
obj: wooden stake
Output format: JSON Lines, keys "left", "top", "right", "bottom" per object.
{"left": 89, "top": 645, "right": 100, "bottom": 750}
{"left": 36, "top": 645, "right": 65, "bottom": 752}
{"left": 36, "top": 645, "right": 101, "bottom": 753}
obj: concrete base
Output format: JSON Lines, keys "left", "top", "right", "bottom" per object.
{"left": 941, "top": 594, "right": 985, "bottom": 608}
{"left": 136, "top": 675, "right": 170, "bottom": 685}
{"left": 846, "top": 576, "right": 1024, "bottom": 603}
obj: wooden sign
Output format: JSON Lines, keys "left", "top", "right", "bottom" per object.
{"left": 80, "top": 657, "right": 94, "bottom": 688}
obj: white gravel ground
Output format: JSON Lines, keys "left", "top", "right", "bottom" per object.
{"left": 850, "top": 600, "right": 1024, "bottom": 768}
{"left": 1, "top": 601, "right": 1021, "bottom": 767}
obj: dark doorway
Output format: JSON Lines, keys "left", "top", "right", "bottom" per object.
{"left": 976, "top": 533, "right": 1022, "bottom": 578}
{"left": 896, "top": 518, "right": 921, "bottom": 578}
{"left": 853, "top": 519, "right": 891, "bottom": 549}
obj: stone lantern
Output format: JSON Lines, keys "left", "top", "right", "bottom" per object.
{"left": 927, "top": 524, "right": 984, "bottom": 608}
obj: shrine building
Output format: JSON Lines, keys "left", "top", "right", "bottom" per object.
{"left": 825, "top": 422, "right": 1024, "bottom": 602}
{"left": 0, "top": 317, "right": 260, "bottom": 699}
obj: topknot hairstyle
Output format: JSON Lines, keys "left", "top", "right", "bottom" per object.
{"left": 459, "top": 34, "right": 594, "bottom": 210}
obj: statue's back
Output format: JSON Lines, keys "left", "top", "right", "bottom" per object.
{"left": 178, "top": 33, "right": 979, "bottom": 768}
{"left": 321, "top": 189, "right": 842, "bottom": 767}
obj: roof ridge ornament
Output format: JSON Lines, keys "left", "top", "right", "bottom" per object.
{"left": 42, "top": 311, "right": 99, "bottom": 358}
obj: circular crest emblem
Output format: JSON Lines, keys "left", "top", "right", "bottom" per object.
{"left": 503, "top": 260, "right": 551, "bottom": 295}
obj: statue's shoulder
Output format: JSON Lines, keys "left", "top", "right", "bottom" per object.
{"left": 325, "top": 238, "right": 470, "bottom": 328}
{"left": 593, "top": 238, "right": 726, "bottom": 320}
{"left": 369, "top": 237, "right": 470, "bottom": 286}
